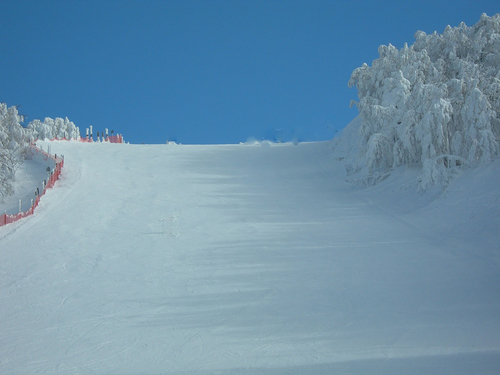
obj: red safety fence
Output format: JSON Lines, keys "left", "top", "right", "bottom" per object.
{"left": 36, "top": 134, "right": 124, "bottom": 143}
{"left": 77, "top": 135, "right": 123, "bottom": 143}
{"left": 0, "top": 144, "right": 64, "bottom": 227}
{"left": 107, "top": 134, "right": 123, "bottom": 143}
{"left": 1, "top": 135, "right": 124, "bottom": 227}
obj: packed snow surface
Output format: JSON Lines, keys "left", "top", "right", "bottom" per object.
{"left": 1, "top": 140, "right": 499, "bottom": 374}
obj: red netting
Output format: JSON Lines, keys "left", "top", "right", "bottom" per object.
{"left": 107, "top": 135, "right": 123, "bottom": 143}
{"left": 0, "top": 144, "right": 64, "bottom": 227}
{"left": 34, "top": 134, "right": 124, "bottom": 143}
{"left": 2, "top": 135, "right": 123, "bottom": 227}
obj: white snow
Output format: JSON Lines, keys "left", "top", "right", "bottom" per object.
{"left": 0, "top": 144, "right": 57, "bottom": 215}
{"left": 0, "top": 140, "right": 499, "bottom": 374}
{"left": 0, "top": 158, "right": 47, "bottom": 214}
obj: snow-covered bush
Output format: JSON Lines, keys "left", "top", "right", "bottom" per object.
{"left": 348, "top": 13, "right": 500, "bottom": 190}
{"left": 0, "top": 103, "right": 29, "bottom": 200}
{"left": 27, "top": 117, "right": 79, "bottom": 140}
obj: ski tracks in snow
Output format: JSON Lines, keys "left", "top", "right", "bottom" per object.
{"left": 1, "top": 141, "right": 500, "bottom": 374}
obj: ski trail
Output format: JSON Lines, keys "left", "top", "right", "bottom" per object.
{"left": 0, "top": 141, "right": 499, "bottom": 375}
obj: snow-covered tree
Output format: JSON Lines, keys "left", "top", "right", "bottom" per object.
{"left": 0, "top": 103, "right": 28, "bottom": 201}
{"left": 0, "top": 102, "right": 81, "bottom": 200}
{"left": 27, "top": 116, "right": 79, "bottom": 140}
{"left": 348, "top": 13, "right": 500, "bottom": 190}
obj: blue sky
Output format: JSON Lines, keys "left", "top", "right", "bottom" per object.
{"left": 1, "top": 0, "right": 498, "bottom": 144}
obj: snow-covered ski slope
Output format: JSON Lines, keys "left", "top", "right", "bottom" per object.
{"left": 1, "top": 140, "right": 499, "bottom": 374}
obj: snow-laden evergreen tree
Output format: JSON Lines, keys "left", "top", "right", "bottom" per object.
{"left": 348, "top": 13, "right": 500, "bottom": 190}
{"left": 27, "top": 116, "right": 79, "bottom": 140}
{"left": 0, "top": 102, "right": 80, "bottom": 200}
{"left": 0, "top": 103, "right": 28, "bottom": 201}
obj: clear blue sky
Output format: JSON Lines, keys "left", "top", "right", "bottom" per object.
{"left": 1, "top": 0, "right": 498, "bottom": 144}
